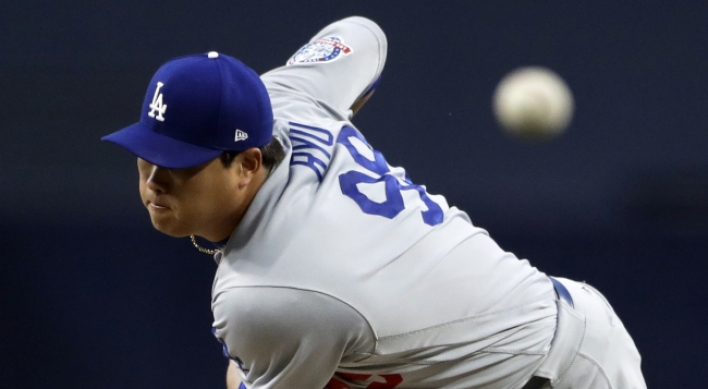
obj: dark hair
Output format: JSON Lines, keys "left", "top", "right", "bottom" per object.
{"left": 219, "top": 137, "right": 286, "bottom": 170}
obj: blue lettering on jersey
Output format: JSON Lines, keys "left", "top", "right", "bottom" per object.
{"left": 289, "top": 121, "right": 334, "bottom": 182}
{"left": 337, "top": 126, "right": 444, "bottom": 226}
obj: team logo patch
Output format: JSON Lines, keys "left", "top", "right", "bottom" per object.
{"left": 287, "top": 36, "right": 353, "bottom": 66}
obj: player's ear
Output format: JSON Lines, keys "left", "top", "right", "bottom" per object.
{"left": 236, "top": 148, "right": 264, "bottom": 177}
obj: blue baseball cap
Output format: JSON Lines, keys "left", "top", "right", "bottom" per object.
{"left": 102, "top": 51, "right": 273, "bottom": 169}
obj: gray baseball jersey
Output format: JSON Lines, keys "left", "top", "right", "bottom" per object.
{"left": 211, "top": 16, "right": 644, "bottom": 389}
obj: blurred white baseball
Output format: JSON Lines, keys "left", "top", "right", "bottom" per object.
{"left": 492, "top": 66, "right": 574, "bottom": 140}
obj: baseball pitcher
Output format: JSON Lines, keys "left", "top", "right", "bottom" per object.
{"left": 103, "top": 16, "right": 646, "bottom": 389}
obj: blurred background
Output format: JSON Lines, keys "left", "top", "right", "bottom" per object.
{"left": 2, "top": 1, "right": 706, "bottom": 387}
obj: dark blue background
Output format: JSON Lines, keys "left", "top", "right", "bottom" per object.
{"left": 2, "top": 1, "right": 706, "bottom": 387}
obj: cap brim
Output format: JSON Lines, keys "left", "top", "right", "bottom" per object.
{"left": 102, "top": 122, "right": 223, "bottom": 169}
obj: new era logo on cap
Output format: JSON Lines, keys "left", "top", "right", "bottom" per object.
{"left": 235, "top": 129, "right": 248, "bottom": 142}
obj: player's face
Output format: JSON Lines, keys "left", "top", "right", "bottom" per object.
{"left": 137, "top": 156, "right": 254, "bottom": 242}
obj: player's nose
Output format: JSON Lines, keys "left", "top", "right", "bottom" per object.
{"left": 145, "top": 165, "right": 169, "bottom": 194}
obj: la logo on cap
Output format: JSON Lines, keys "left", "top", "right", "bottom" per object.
{"left": 148, "top": 82, "right": 167, "bottom": 122}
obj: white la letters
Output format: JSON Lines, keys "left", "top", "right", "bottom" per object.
{"left": 148, "top": 82, "right": 167, "bottom": 122}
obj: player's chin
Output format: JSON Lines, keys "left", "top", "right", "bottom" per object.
{"left": 149, "top": 215, "right": 191, "bottom": 238}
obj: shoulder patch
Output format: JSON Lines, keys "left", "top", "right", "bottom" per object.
{"left": 287, "top": 36, "right": 353, "bottom": 66}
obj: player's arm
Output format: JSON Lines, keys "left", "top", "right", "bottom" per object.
{"left": 212, "top": 287, "right": 374, "bottom": 389}
{"left": 261, "top": 16, "right": 387, "bottom": 117}
{"left": 226, "top": 360, "right": 243, "bottom": 389}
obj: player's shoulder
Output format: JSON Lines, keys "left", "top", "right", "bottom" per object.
{"left": 261, "top": 15, "right": 387, "bottom": 116}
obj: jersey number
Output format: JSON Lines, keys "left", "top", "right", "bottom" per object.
{"left": 337, "top": 127, "right": 443, "bottom": 226}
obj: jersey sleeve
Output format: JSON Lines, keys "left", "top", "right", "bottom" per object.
{"left": 261, "top": 16, "right": 387, "bottom": 116}
{"left": 212, "top": 287, "right": 375, "bottom": 389}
